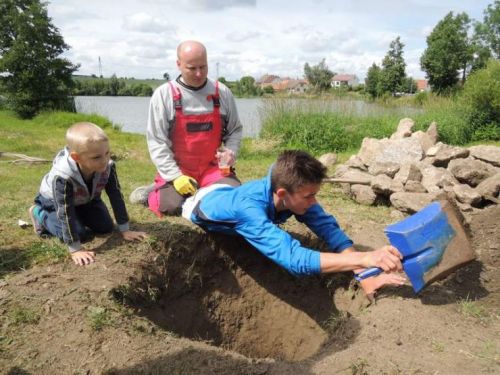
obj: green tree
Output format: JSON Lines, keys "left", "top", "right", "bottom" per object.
{"left": 365, "top": 63, "right": 382, "bottom": 98}
{"left": 163, "top": 72, "right": 170, "bottom": 81}
{"left": 263, "top": 85, "right": 274, "bottom": 94}
{"left": 379, "top": 36, "right": 406, "bottom": 96}
{"left": 0, "top": 0, "right": 78, "bottom": 118}
{"left": 303, "top": 59, "right": 334, "bottom": 92}
{"left": 235, "top": 76, "right": 259, "bottom": 96}
{"left": 420, "top": 12, "right": 473, "bottom": 94}
{"left": 474, "top": 1, "right": 500, "bottom": 59}
{"left": 109, "top": 74, "right": 120, "bottom": 96}
{"left": 460, "top": 59, "right": 500, "bottom": 141}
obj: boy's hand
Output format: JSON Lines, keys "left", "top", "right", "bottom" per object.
{"left": 71, "top": 250, "right": 96, "bottom": 266}
{"left": 362, "top": 245, "right": 403, "bottom": 272}
{"left": 358, "top": 272, "right": 407, "bottom": 296}
{"left": 121, "top": 230, "right": 148, "bottom": 242}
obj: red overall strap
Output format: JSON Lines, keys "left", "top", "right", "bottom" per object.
{"left": 170, "top": 81, "right": 222, "bottom": 181}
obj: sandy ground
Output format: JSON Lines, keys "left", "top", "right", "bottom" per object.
{"left": 0, "top": 202, "right": 498, "bottom": 375}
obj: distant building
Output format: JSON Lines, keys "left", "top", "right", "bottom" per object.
{"left": 416, "top": 79, "right": 430, "bottom": 92}
{"left": 257, "top": 75, "right": 309, "bottom": 93}
{"left": 257, "top": 74, "right": 281, "bottom": 89}
{"left": 331, "top": 74, "right": 359, "bottom": 88}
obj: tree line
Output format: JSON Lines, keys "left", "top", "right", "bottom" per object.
{"left": 0, "top": 0, "right": 498, "bottom": 120}
{"left": 73, "top": 75, "right": 153, "bottom": 97}
{"left": 304, "top": 2, "right": 499, "bottom": 98}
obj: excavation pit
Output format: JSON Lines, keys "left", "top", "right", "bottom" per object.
{"left": 112, "top": 226, "right": 355, "bottom": 361}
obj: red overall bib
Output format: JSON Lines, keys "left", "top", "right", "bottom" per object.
{"left": 148, "top": 81, "right": 226, "bottom": 216}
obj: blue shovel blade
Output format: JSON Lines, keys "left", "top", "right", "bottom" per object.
{"left": 355, "top": 202, "right": 456, "bottom": 293}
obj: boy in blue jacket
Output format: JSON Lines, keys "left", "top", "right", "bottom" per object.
{"left": 183, "top": 150, "right": 406, "bottom": 295}
{"left": 29, "top": 122, "right": 147, "bottom": 266}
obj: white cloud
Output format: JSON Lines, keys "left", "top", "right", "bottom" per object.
{"left": 122, "top": 12, "right": 174, "bottom": 33}
{"left": 46, "top": 0, "right": 492, "bottom": 81}
{"left": 175, "top": 0, "right": 257, "bottom": 12}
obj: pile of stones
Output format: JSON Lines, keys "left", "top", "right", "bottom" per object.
{"left": 322, "top": 118, "right": 500, "bottom": 214}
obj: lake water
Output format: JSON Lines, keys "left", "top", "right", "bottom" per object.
{"left": 75, "top": 96, "right": 421, "bottom": 138}
{"left": 75, "top": 96, "right": 264, "bottom": 138}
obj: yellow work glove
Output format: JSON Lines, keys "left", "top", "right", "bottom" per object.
{"left": 173, "top": 175, "right": 199, "bottom": 196}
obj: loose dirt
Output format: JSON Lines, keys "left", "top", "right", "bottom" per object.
{"left": 0, "top": 202, "right": 498, "bottom": 374}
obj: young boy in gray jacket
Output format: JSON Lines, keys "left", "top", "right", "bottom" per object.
{"left": 29, "top": 122, "right": 147, "bottom": 266}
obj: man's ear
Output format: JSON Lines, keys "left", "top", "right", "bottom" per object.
{"left": 69, "top": 151, "right": 80, "bottom": 162}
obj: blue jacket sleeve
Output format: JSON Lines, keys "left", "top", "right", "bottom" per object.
{"left": 297, "top": 204, "right": 353, "bottom": 253}
{"left": 235, "top": 205, "right": 321, "bottom": 276}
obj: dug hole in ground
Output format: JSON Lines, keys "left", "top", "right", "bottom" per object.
{"left": 1, "top": 202, "right": 498, "bottom": 374}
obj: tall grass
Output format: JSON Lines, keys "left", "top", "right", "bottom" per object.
{"left": 412, "top": 95, "right": 473, "bottom": 145}
{"left": 259, "top": 95, "right": 486, "bottom": 154}
{"left": 260, "top": 99, "right": 401, "bottom": 154}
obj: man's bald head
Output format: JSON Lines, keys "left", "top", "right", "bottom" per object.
{"left": 176, "top": 40, "right": 208, "bottom": 87}
{"left": 177, "top": 40, "right": 207, "bottom": 60}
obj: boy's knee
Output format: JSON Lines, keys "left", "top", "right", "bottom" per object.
{"left": 158, "top": 184, "right": 184, "bottom": 216}
{"left": 94, "top": 220, "right": 114, "bottom": 234}
{"left": 160, "top": 201, "right": 183, "bottom": 216}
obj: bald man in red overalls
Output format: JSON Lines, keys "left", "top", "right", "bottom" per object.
{"left": 136, "top": 41, "right": 242, "bottom": 216}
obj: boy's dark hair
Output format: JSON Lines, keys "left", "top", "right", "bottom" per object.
{"left": 271, "top": 150, "right": 327, "bottom": 193}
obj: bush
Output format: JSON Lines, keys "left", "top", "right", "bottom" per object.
{"left": 33, "top": 111, "right": 117, "bottom": 130}
{"left": 460, "top": 60, "right": 500, "bottom": 141}
{"left": 413, "top": 96, "right": 471, "bottom": 145}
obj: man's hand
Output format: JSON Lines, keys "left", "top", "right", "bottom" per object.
{"left": 173, "top": 175, "right": 198, "bottom": 196}
{"left": 362, "top": 245, "right": 403, "bottom": 272}
{"left": 71, "top": 250, "right": 96, "bottom": 266}
{"left": 215, "top": 148, "right": 235, "bottom": 167}
{"left": 121, "top": 230, "right": 148, "bottom": 241}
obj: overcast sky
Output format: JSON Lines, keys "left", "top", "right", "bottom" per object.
{"left": 47, "top": 0, "right": 492, "bottom": 82}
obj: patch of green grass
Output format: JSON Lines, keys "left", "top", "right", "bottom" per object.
{"left": 8, "top": 307, "right": 40, "bottom": 325}
{"left": 349, "top": 358, "right": 369, "bottom": 375}
{"left": 88, "top": 306, "right": 113, "bottom": 331}
{"left": 322, "top": 310, "right": 348, "bottom": 332}
{"left": 431, "top": 339, "right": 445, "bottom": 353}
{"left": 0, "top": 240, "right": 67, "bottom": 277}
{"left": 458, "top": 296, "right": 488, "bottom": 320}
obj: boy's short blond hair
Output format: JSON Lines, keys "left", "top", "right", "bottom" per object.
{"left": 66, "top": 122, "right": 108, "bottom": 154}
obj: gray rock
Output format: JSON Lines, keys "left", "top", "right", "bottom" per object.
{"left": 368, "top": 161, "right": 400, "bottom": 178}
{"left": 426, "top": 121, "right": 439, "bottom": 144}
{"left": 333, "top": 168, "right": 373, "bottom": 184}
{"left": 452, "top": 184, "right": 482, "bottom": 206}
{"left": 345, "top": 155, "right": 367, "bottom": 171}
{"left": 319, "top": 152, "right": 338, "bottom": 168}
{"left": 390, "top": 118, "right": 415, "bottom": 140}
{"left": 475, "top": 174, "right": 500, "bottom": 201}
{"left": 468, "top": 145, "right": 500, "bottom": 167}
{"left": 448, "top": 157, "right": 497, "bottom": 187}
{"left": 425, "top": 142, "right": 444, "bottom": 157}
{"left": 404, "top": 180, "right": 427, "bottom": 193}
{"left": 371, "top": 174, "right": 404, "bottom": 196}
{"left": 351, "top": 184, "right": 377, "bottom": 205}
{"left": 333, "top": 164, "right": 350, "bottom": 178}
{"left": 394, "top": 163, "right": 422, "bottom": 184}
{"left": 433, "top": 144, "right": 469, "bottom": 167}
{"left": 412, "top": 130, "right": 435, "bottom": 154}
{"left": 419, "top": 164, "right": 457, "bottom": 193}
{"left": 358, "top": 137, "right": 423, "bottom": 167}
{"left": 390, "top": 192, "right": 443, "bottom": 214}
